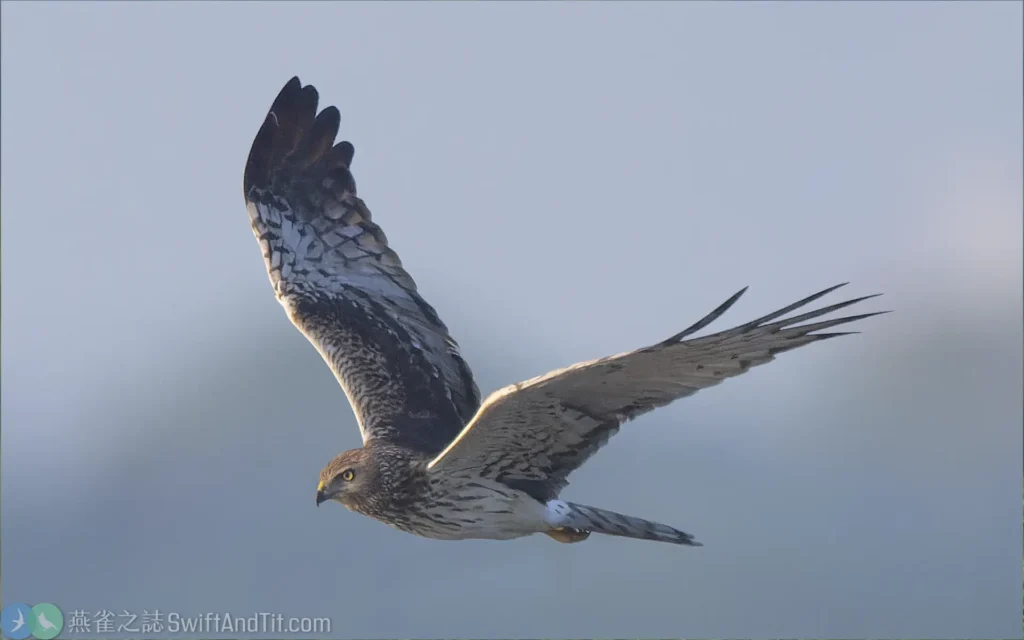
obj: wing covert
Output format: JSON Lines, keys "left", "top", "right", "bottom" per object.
{"left": 243, "top": 77, "right": 481, "bottom": 454}
{"left": 428, "top": 283, "right": 885, "bottom": 501}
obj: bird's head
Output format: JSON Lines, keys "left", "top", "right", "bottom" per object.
{"left": 315, "top": 448, "right": 376, "bottom": 509}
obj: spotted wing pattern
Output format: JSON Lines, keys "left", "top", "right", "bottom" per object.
{"left": 243, "top": 77, "right": 480, "bottom": 454}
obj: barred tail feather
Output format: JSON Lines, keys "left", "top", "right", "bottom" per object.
{"left": 552, "top": 501, "right": 702, "bottom": 546}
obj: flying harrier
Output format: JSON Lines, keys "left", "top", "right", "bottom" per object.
{"left": 242, "top": 77, "right": 883, "bottom": 546}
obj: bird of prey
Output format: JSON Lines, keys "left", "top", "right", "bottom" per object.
{"left": 242, "top": 76, "right": 884, "bottom": 547}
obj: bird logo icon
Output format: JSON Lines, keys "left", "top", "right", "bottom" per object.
{"left": 35, "top": 613, "right": 57, "bottom": 632}
{"left": 29, "top": 604, "right": 64, "bottom": 640}
{"left": 1, "top": 603, "right": 33, "bottom": 640}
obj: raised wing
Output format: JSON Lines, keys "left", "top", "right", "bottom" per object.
{"left": 243, "top": 77, "right": 480, "bottom": 454}
{"left": 428, "top": 283, "right": 884, "bottom": 501}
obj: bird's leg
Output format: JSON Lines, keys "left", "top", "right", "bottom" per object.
{"left": 545, "top": 527, "right": 591, "bottom": 543}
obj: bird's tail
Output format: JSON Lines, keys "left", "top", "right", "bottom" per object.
{"left": 556, "top": 501, "right": 702, "bottom": 546}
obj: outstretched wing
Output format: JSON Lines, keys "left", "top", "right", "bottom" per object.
{"left": 428, "top": 283, "right": 885, "bottom": 501}
{"left": 243, "top": 77, "right": 480, "bottom": 454}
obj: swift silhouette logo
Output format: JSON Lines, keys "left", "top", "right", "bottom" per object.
{"left": 1, "top": 603, "right": 63, "bottom": 640}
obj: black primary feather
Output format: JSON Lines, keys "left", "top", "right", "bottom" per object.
{"left": 430, "top": 284, "right": 886, "bottom": 502}
{"left": 243, "top": 77, "right": 481, "bottom": 455}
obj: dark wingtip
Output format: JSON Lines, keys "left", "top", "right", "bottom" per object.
{"left": 243, "top": 76, "right": 355, "bottom": 200}
{"left": 659, "top": 285, "right": 749, "bottom": 346}
{"left": 667, "top": 282, "right": 888, "bottom": 350}
{"left": 281, "top": 76, "right": 302, "bottom": 98}
{"left": 331, "top": 139, "right": 355, "bottom": 169}
{"left": 265, "top": 76, "right": 311, "bottom": 127}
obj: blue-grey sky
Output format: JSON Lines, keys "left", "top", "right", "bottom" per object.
{"left": 2, "top": 2, "right": 1021, "bottom": 638}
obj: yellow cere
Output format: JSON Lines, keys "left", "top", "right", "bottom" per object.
{"left": 317, "top": 480, "right": 325, "bottom": 491}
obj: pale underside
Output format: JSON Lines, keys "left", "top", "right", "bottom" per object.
{"left": 243, "top": 76, "right": 883, "bottom": 544}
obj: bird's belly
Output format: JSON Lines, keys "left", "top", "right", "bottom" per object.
{"left": 387, "top": 477, "right": 547, "bottom": 541}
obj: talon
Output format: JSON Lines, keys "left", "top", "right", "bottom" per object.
{"left": 545, "top": 527, "right": 591, "bottom": 543}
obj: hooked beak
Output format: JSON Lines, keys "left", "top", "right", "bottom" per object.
{"left": 316, "top": 481, "right": 328, "bottom": 507}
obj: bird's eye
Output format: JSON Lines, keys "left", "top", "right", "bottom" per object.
{"left": 341, "top": 469, "right": 355, "bottom": 481}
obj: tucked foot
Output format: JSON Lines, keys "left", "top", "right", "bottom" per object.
{"left": 545, "top": 527, "right": 591, "bottom": 543}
